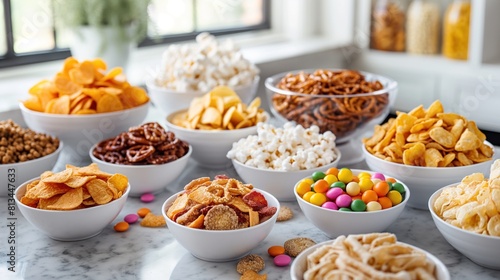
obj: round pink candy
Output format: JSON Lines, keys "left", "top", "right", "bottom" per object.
{"left": 140, "top": 193, "right": 155, "bottom": 203}
{"left": 335, "top": 194, "right": 352, "bottom": 208}
{"left": 124, "top": 214, "right": 139, "bottom": 224}
{"left": 372, "top": 172, "right": 385, "bottom": 181}
{"left": 326, "top": 187, "right": 343, "bottom": 201}
{"left": 322, "top": 201, "right": 339, "bottom": 210}
{"left": 274, "top": 254, "right": 291, "bottom": 267}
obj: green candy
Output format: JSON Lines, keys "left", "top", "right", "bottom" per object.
{"left": 351, "top": 199, "right": 366, "bottom": 212}
{"left": 339, "top": 207, "right": 352, "bottom": 212}
{"left": 392, "top": 182, "right": 405, "bottom": 193}
{"left": 331, "top": 181, "right": 346, "bottom": 191}
{"left": 311, "top": 171, "right": 326, "bottom": 181}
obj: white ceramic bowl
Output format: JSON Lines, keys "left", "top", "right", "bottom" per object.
{"left": 0, "top": 142, "right": 63, "bottom": 197}
{"left": 429, "top": 184, "right": 500, "bottom": 269}
{"left": 295, "top": 169, "right": 410, "bottom": 238}
{"left": 89, "top": 144, "right": 192, "bottom": 197}
{"left": 231, "top": 148, "right": 341, "bottom": 201}
{"left": 291, "top": 239, "right": 450, "bottom": 280}
{"left": 19, "top": 101, "right": 150, "bottom": 162}
{"left": 363, "top": 144, "right": 494, "bottom": 210}
{"left": 165, "top": 109, "right": 265, "bottom": 168}
{"left": 147, "top": 76, "right": 259, "bottom": 116}
{"left": 14, "top": 178, "right": 130, "bottom": 241}
{"left": 162, "top": 188, "right": 279, "bottom": 262}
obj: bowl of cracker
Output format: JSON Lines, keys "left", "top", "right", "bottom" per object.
{"left": 363, "top": 100, "right": 495, "bottom": 209}
{"left": 20, "top": 57, "right": 150, "bottom": 162}
{"left": 429, "top": 160, "right": 500, "bottom": 269}
{"left": 291, "top": 232, "right": 450, "bottom": 280}
{"left": 14, "top": 163, "right": 130, "bottom": 241}
{"left": 164, "top": 86, "right": 267, "bottom": 168}
{"left": 162, "top": 175, "right": 279, "bottom": 262}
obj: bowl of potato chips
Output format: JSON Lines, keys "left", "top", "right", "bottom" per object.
{"left": 429, "top": 160, "right": 500, "bottom": 269}
{"left": 162, "top": 176, "right": 279, "bottom": 262}
{"left": 363, "top": 100, "right": 495, "bottom": 209}
{"left": 14, "top": 163, "right": 130, "bottom": 241}
{"left": 164, "top": 86, "right": 267, "bottom": 168}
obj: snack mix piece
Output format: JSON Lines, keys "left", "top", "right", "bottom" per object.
{"left": 165, "top": 176, "right": 277, "bottom": 230}
{"left": 236, "top": 254, "right": 265, "bottom": 274}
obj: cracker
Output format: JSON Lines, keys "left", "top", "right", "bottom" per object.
{"left": 236, "top": 254, "right": 265, "bottom": 274}
{"left": 284, "top": 237, "right": 316, "bottom": 257}
{"left": 140, "top": 213, "right": 166, "bottom": 227}
{"left": 240, "top": 270, "right": 267, "bottom": 280}
{"left": 277, "top": 206, "right": 293, "bottom": 222}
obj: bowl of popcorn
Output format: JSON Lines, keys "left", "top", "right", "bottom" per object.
{"left": 89, "top": 122, "right": 192, "bottom": 197}
{"left": 14, "top": 163, "right": 130, "bottom": 241}
{"left": 429, "top": 160, "right": 500, "bottom": 269}
{"left": 147, "top": 32, "right": 259, "bottom": 115}
{"left": 291, "top": 232, "right": 450, "bottom": 280}
{"left": 0, "top": 120, "right": 63, "bottom": 197}
{"left": 294, "top": 168, "right": 409, "bottom": 238}
{"left": 363, "top": 100, "right": 495, "bottom": 210}
{"left": 164, "top": 86, "right": 268, "bottom": 168}
{"left": 162, "top": 175, "right": 279, "bottom": 262}
{"left": 228, "top": 122, "right": 341, "bottom": 201}
{"left": 20, "top": 57, "right": 150, "bottom": 163}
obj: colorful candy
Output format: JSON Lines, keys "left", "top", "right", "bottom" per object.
{"left": 267, "top": 245, "right": 285, "bottom": 257}
{"left": 273, "top": 254, "right": 292, "bottom": 267}
{"left": 140, "top": 193, "right": 155, "bottom": 203}
{"left": 124, "top": 214, "right": 139, "bottom": 224}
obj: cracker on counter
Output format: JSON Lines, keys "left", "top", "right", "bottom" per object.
{"left": 236, "top": 254, "right": 265, "bottom": 274}
{"left": 240, "top": 270, "right": 267, "bottom": 280}
{"left": 277, "top": 206, "right": 293, "bottom": 222}
{"left": 284, "top": 237, "right": 316, "bottom": 257}
{"left": 140, "top": 213, "right": 166, "bottom": 227}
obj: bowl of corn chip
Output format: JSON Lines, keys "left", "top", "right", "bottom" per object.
{"left": 363, "top": 100, "right": 495, "bottom": 210}
{"left": 14, "top": 163, "right": 130, "bottom": 241}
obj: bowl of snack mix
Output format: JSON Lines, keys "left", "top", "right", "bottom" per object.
{"left": 0, "top": 120, "right": 63, "bottom": 197}
{"left": 294, "top": 168, "right": 409, "bottom": 238}
{"left": 429, "top": 159, "right": 500, "bottom": 269}
{"left": 20, "top": 57, "right": 150, "bottom": 162}
{"left": 162, "top": 175, "right": 279, "bottom": 262}
{"left": 164, "top": 86, "right": 267, "bottom": 168}
{"left": 363, "top": 100, "right": 495, "bottom": 210}
{"left": 89, "top": 122, "right": 192, "bottom": 197}
{"left": 14, "top": 163, "right": 130, "bottom": 241}
{"left": 291, "top": 232, "right": 450, "bottom": 280}
{"left": 147, "top": 32, "right": 259, "bottom": 115}
{"left": 228, "top": 122, "right": 341, "bottom": 201}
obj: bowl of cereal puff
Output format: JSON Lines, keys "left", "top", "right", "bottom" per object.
{"left": 14, "top": 163, "right": 130, "bottom": 241}
{"left": 291, "top": 232, "right": 450, "bottom": 280}
{"left": 228, "top": 122, "right": 341, "bottom": 201}
{"left": 89, "top": 122, "right": 192, "bottom": 197}
{"left": 429, "top": 160, "right": 500, "bottom": 269}
{"left": 164, "top": 86, "right": 268, "bottom": 168}
{"left": 162, "top": 176, "right": 279, "bottom": 262}
{"left": 20, "top": 57, "right": 150, "bottom": 163}
{"left": 0, "top": 120, "right": 63, "bottom": 197}
{"left": 363, "top": 100, "right": 495, "bottom": 210}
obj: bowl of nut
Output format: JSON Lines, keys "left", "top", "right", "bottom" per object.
{"left": 20, "top": 57, "right": 150, "bottom": 163}
{"left": 89, "top": 122, "right": 192, "bottom": 197}
{"left": 265, "top": 69, "right": 397, "bottom": 165}
{"left": 162, "top": 175, "right": 279, "bottom": 262}
{"left": 0, "top": 120, "right": 63, "bottom": 197}
{"left": 429, "top": 160, "right": 500, "bottom": 269}
{"left": 228, "top": 122, "right": 341, "bottom": 201}
{"left": 363, "top": 100, "right": 495, "bottom": 209}
{"left": 164, "top": 86, "right": 268, "bottom": 168}
{"left": 14, "top": 163, "right": 130, "bottom": 241}
{"left": 294, "top": 168, "right": 409, "bottom": 238}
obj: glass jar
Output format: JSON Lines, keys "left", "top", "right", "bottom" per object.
{"left": 370, "top": 0, "right": 408, "bottom": 52}
{"left": 442, "top": 0, "right": 471, "bottom": 60}
{"left": 406, "top": 0, "right": 440, "bottom": 55}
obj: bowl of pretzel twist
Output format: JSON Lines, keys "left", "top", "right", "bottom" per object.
{"left": 90, "top": 122, "right": 192, "bottom": 196}
{"left": 265, "top": 69, "right": 398, "bottom": 143}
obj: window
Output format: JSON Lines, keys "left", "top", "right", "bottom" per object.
{"left": 0, "top": 0, "right": 270, "bottom": 68}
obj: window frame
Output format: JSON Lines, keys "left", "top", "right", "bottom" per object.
{"left": 0, "top": 0, "right": 271, "bottom": 68}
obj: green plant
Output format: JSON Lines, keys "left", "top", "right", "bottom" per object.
{"left": 53, "top": 0, "right": 151, "bottom": 43}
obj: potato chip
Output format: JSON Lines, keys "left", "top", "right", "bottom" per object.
{"left": 96, "top": 93, "right": 124, "bottom": 113}
{"left": 403, "top": 142, "right": 426, "bottom": 166}
{"left": 424, "top": 148, "right": 443, "bottom": 167}
{"left": 455, "top": 129, "right": 482, "bottom": 152}
{"left": 64, "top": 175, "right": 96, "bottom": 188}
{"left": 42, "top": 168, "right": 73, "bottom": 183}
{"left": 25, "top": 181, "right": 72, "bottom": 199}
{"left": 429, "top": 127, "right": 455, "bottom": 148}
{"left": 37, "top": 195, "right": 62, "bottom": 210}
{"left": 107, "top": 173, "right": 128, "bottom": 192}
{"left": 47, "top": 188, "right": 83, "bottom": 210}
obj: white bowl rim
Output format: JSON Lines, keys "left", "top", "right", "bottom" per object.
{"left": 362, "top": 142, "right": 495, "bottom": 171}
{"left": 145, "top": 74, "right": 260, "bottom": 94}
{"left": 165, "top": 109, "right": 268, "bottom": 135}
{"left": 0, "top": 141, "right": 64, "bottom": 167}
{"left": 428, "top": 183, "right": 500, "bottom": 240}
{"left": 162, "top": 188, "right": 279, "bottom": 233}
{"left": 89, "top": 143, "right": 193, "bottom": 169}
{"left": 19, "top": 100, "right": 150, "bottom": 119}
{"left": 294, "top": 168, "right": 411, "bottom": 215}
{"left": 14, "top": 177, "right": 130, "bottom": 213}
{"left": 230, "top": 147, "right": 342, "bottom": 173}
{"left": 265, "top": 68, "right": 398, "bottom": 98}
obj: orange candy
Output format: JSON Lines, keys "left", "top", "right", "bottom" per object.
{"left": 312, "top": 179, "right": 329, "bottom": 193}
{"left": 373, "top": 181, "right": 390, "bottom": 197}
{"left": 268, "top": 245, "right": 286, "bottom": 257}
{"left": 378, "top": 196, "right": 393, "bottom": 209}
{"left": 362, "top": 190, "right": 378, "bottom": 204}
{"left": 386, "top": 177, "right": 397, "bottom": 183}
{"left": 137, "top": 207, "right": 151, "bottom": 218}
{"left": 325, "top": 167, "right": 339, "bottom": 177}
{"left": 114, "top": 221, "right": 130, "bottom": 232}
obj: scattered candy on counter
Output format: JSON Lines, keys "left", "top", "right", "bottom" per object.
{"left": 114, "top": 207, "right": 166, "bottom": 232}
{"left": 137, "top": 207, "right": 151, "bottom": 218}
{"left": 273, "top": 254, "right": 292, "bottom": 267}
{"left": 140, "top": 193, "right": 155, "bottom": 203}
{"left": 296, "top": 167, "right": 406, "bottom": 212}
{"left": 124, "top": 214, "right": 139, "bottom": 224}
{"left": 267, "top": 245, "right": 285, "bottom": 257}
{"left": 113, "top": 221, "right": 130, "bottom": 232}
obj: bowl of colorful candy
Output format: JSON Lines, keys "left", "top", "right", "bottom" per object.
{"left": 294, "top": 168, "right": 409, "bottom": 238}
{"left": 162, "top": 176, "right": 279, "bottom": 262}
